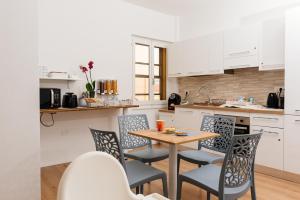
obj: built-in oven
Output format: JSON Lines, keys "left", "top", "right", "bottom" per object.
{"left": 215, "top": 114, "right": 250, "bottom": 135}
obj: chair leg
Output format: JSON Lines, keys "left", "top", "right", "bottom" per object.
{"left": 140, "top": 185, "right": 144, "bottom": 194}
{"left": 207, "top": 191, "right": 211, "bottom": 200}
{"left": 177, "top": 156, "right": 181, "bottom": 175}
{"left": 176, "top": 176, "right": 182, "bottom": 200}
{"left": 251, "top": 171, "right": 257, "bottom": 200}
{"left": 251, "top": 183, "right": 257, "bottom": 200}
{"left": 162, "top": 175, "right": 168, "bottom": 197}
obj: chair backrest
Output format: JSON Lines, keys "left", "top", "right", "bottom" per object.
{"left": 199, "top": 115, "right": 236, "bottom": 153}
{"left": 90, "top": 128, "right": 127, "bottom": 170}
{"left": 219, "top": 133, "right": 262, "bottom": 195}
{"left": 57, "top": 152, "right": 141, "bottom": 200}
{"left": 118, "top": 114, "right": 151, "bottom": 149}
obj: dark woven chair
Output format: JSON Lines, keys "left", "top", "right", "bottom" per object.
{"left": 90, "top": 128, "right": 168, "bottom": 197}
{"left": 118, "top": 114, "right": 169, "bottom": 164}
{"left": 177, "top": 133, "right": 262, "bottom": 200}
{"left": 177, "top": 115, "right": 236, "bottom": 174}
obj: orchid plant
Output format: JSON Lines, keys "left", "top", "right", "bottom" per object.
{"left": 80, "top": 61, "right": 96, "bottom": 97}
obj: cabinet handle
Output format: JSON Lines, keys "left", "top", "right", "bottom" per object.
{"left": 253, "top": 129, "right": 280, "bottom": 135}
{"left": 178, "top": 110, "right": 193, "bottom": 113}
{"left": 294, "top": 120, "right": 300, "bottom": 123}
{"left": 295, "top": 110, "right": 300, "bottom": 112}
{"left": 253, "top": 117, "right": 279, "bottom": 121}
{"left": 229, "top": 50, "right": 251, "bottom": 56}
{"left": 201, "top": 112, "right": 212, "bottom": 115}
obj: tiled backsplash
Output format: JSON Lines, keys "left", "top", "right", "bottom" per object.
{"left": 178, "top": 67, "right": 284, "bottom": 105}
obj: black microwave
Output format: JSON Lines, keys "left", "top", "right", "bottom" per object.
{"left": 40, "top": 88, "right": 61, "bottom": 109}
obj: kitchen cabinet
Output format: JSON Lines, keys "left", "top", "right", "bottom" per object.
{"left": 223, "top": 23, "right": 259, "bottom": 70}
{"left": 284, "top": 115, "right": 300, "bottom": 174}
{"left": 174, "top": 108, "right": 214, "bottom": 149}
{"left": 285, "top": 7, "right": 300, "bottom": 115}
{"left": 167, "top": 32, "right": 223, "bottom": 77}
{"left": 158, "top": 111, "right": 174, "bottom": 128}
{"left": 259, "top": 17, "right": 285, "bottom": 71}
{"left": 251, "top": 126, "right": 284, "bottom": 170}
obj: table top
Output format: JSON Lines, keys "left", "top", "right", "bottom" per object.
{"left": 129, "top": 129, "right": 218, "bottom": 145}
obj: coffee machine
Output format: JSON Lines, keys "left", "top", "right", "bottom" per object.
{"left": 168, "top": 93, "right": 181, "bottom": 110}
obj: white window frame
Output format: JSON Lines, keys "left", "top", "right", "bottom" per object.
{"left": 132, "top": 36, "right": 169, "bottom": 105}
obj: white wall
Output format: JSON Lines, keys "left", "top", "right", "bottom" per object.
{"left": 179, "top": 0, "right": 300, "bottom": 40}
{"left": 0, "top": 0, "right": 40, "bottom": 200}
{"left": 39, "top": 0, "right": 177, "bottom": 166}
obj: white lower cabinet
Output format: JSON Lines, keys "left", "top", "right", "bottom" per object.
{"left": 158, "top": 112, "right": 174, "bottom": 128}
{"left": 175, "top": 108, "right": 214, "bottom": 149}
{"left": 251, "top": 126, "right": 284, "bottom": 170}
{"left": 284, "top": 115, "right": 300, "bottom": 174}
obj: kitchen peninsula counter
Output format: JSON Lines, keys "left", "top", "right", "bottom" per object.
{"left": 40, "top": 105, "right": 139, "bottom": 114}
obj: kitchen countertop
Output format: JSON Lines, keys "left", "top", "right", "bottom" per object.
{"left": 175, "top": 104, "right": 284, "bottom": 115}
{"left": 40, "top": 105, "right": 139, "bottom": 114}
{"left": 158, "top": 108, "right": 175, "bottom": 113}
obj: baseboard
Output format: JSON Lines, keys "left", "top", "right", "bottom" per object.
{"left": 255, "top": 164, "right": 300, "bottom": 184}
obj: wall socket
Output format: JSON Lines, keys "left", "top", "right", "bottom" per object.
{"left": 273, "top": 86, "right": 284, "bottom": 93}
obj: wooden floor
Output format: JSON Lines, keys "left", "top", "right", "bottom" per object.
{"left": 41, "top": 150, "right": 300, "bottom": 200}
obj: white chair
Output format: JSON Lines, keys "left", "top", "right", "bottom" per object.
{"left": 57, "top": 151, "right": 169, "bottom": 200}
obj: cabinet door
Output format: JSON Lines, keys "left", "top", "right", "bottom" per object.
{"left": 285, "top": 7, "right": 300, "bottom": 115}
{"left": 224, "top": 24, "right": 259, "bottom": 69}
{"left": 168, "top": 32, "right": 224, "bottom": 77}
{"left": 251, "top": 126, "right": 283, "bottom": 170}
{"left": 167, "top": 42, "right": 186, "bottom": 77}
{"left": 207, "top": 32, "right": 224, "bottom": 75}
{"left": 259, "top": 17, "right": 285, "bottom": 71}
{"left": 158, "top": 112, "right": 174, "bottom": 128}
{"left": 284, "top": 115, "right": 300, "bottom": 174}
{"left": 174, "top": 108, "right": 202, "bottom": 130}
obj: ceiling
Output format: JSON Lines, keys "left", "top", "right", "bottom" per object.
{"left": 124, "top": 0, "right": 214, "bottom": 16}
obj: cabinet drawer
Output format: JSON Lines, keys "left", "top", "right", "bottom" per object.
{"left": 250, "top": 113, "right": 284, "bottom": 128}
{"left": 174, "top": 108, "right": 202, "bottom": 130}
{"left": 251, "top": 126, "right": 283, "bottom": 170}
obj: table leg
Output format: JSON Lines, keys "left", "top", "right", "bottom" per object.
{"left": 169, "top": 144, "right": 178, "bottom": 200}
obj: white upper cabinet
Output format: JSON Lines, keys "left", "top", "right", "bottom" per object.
{"left": 223, "top": 24, "right": 259, "bottom": 70}
{"left": 285, "top": 7, "right": 300, "bottom": 115}
{"left": 167, "top": 32, "right": 223, "bottom": 77}
{"left": 259, "top": 17, "right": 285, "bottom": 71}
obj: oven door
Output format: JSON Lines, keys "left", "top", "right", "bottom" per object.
{"left": 234, "top": 124, "right": 250, "bottom": 135}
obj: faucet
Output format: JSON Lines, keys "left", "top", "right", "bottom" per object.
{"left": 197, "top": 85, "right": 211, "bottom": 104}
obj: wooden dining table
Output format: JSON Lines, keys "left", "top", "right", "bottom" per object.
{"left": 129, "top": 129, "right": 218, "bottom": 200}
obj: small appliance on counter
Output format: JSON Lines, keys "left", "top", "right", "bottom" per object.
{"left": 62, "top": 92, "right": 78, "bottom": 108}
{"left": 267, "top": 92, "right": 279, "bottom": 108}
{"left": 168, "top": 93, "right": 181, "bottom": 110}
{"left": 40, "top": 88, "right": 61, "bottom": 109}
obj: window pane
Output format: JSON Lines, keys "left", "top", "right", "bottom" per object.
{"left": 135, "top": 77, "right": 149, "bottom": 94}
{"left": 154, "top": 94, "right": 161, "bottom": 100}
{"left": 154, "top": 78, "right": 160, "bottom": 94}
{"left": 154, "top": 47, "right": 160, "bottom": 65}
{"left": 154, "top": 65, "right": 160, "bottom": 76}
{"left": 135, "top": 95, "right": 149, "bottom": 101}
{"left": 135, "top": 44, "right": 149, "bottom": 63}
{"left": 135, "top": 64, "right": 149, "bottom": 76}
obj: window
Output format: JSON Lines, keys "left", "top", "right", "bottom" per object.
{"left": 133, "top": 38, "right": 167, "bottom": 102}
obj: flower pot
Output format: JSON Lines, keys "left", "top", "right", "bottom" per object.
{"left": 89, "top": 91, "right": 95, "bottom": 98}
